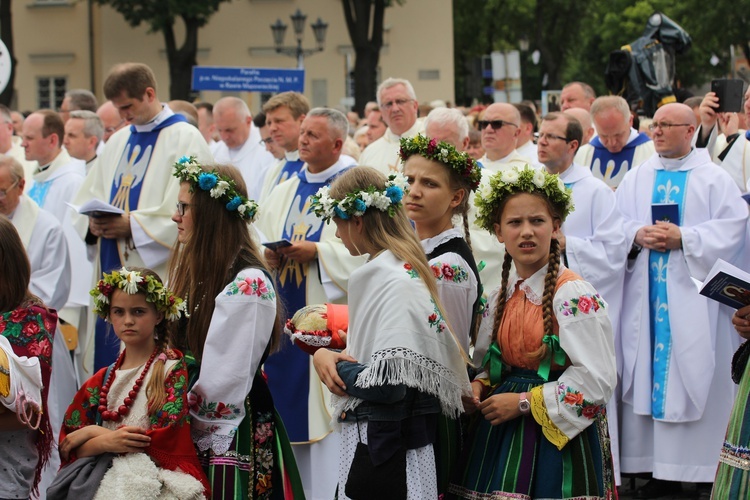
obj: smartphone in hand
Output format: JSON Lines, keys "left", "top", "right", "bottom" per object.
{"left": 711, "top": 79, "right": 744, "bottom": 113}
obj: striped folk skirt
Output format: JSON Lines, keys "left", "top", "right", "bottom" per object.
{"left": 197, "top": 373, "right": 305, "bottom": 499}
{"left": 448, "top": 369, "right": 616, "bottom": 500}
{"left": 713, "top": 353, "right": 750, "bottom": 499}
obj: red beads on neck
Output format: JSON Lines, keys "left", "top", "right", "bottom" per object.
{"left": 98, "top": 347, "right": 159, "bottom": 422}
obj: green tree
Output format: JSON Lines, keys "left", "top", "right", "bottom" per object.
{"left": 95, "top": 0, "right": 230, "bottom": 100}
{"left": 342, "top": 0, "right": 404, "bottom": 115}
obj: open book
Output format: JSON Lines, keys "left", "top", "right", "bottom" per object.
{"left": 65, "top": 199, "right": 124, "bottom": 217}
{"left": 700, "top": 259, "right": 750, "bottom": 309}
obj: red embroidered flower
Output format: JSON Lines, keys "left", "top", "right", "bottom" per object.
{"left": 214, "top": 402, "right": 232, "bottom": 417}
{"left": 577, "top": 295, "right": 593, "bottom": 314}
{"left": 254, "top": 279, "right": 269, "bottom": 296}
{"left": 592, "top": 298, "right": 600, "bottom": 311}
{"left": 187, "top": 392, "right": 201, "bottom": 411}
{"left": 582, "top": 405, "right": 599, "bottom": 419}
{"left": 428, "top": 313, "right": 438, "bottom": 323}
{"left": 237, "top": 278, "right": 254, "bottom": 295}
{"left": 43, "top": 315, "right": 55, "bottom": 333}
{"left": 29, "top": 338, "right": 51, "bottom": 358}
{"left": 431, "top": 265, "right": 441, "bottom": 278}
{"left": 563, "top": 391, "right": 584, "bottom": 406}
{"left": 22, "top": 321, "right": 41, "bottom": 337}
{"left": 0, "top": 318, "right": 7, "bottom": 333}
{"left": 10, "top": 309, "right": 27, "bottom": 323}
{"left": 442, "top": 264, "right": 455, "bottom": 280}
{"left": 403, "top": 263, "right": 412, "bottom": 271}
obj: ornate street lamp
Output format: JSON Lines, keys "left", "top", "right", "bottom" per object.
{"left": 270, "top": 9, "right": 328, "bottom": 70}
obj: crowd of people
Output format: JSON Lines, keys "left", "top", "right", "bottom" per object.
{"left": 0, "top": 61, "right": 749, "bottom": 500}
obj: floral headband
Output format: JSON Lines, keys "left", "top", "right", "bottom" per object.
{"left": 311, "top": 172, "right": 409, "bottom": 223}
{"left": 399, "top": 134, "right": 482, "bottom": 191}
{"left": 474, "top": 165, "right": 574, "bottom": 232}
{"left": 173, "top": 155, "right": 259, "bottom": 221}
{"left": 91, "top": 268, "right": 186, "bottom": 321}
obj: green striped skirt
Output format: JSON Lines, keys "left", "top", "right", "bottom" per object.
{"left": 713, "top": 351, "right": 750, "bottom": 499}
{"left": 448, "top": 368, "right": 615, "bottom": 499}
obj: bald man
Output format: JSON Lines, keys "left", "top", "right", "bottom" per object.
{"left": 575, "top": 96, "right": 654, "bottom": 188}
{"left": 477, "top": 102, "right": 533, "bottom": 172}
{"left": 615, "top": 103, "right": 747, "bottom": 498}
{"left": 212, "top": 97, "right": 276, "bottom": 201}
{"left": 565, "top": 108, "right": 595, "bottom": 145}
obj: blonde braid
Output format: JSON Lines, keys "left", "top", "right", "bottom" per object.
{"left": 460, "top": 203, "right": 473, "bottom": 253}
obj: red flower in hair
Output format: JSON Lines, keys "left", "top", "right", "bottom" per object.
{"left": 426, "top": 138, "right": 437, "bottom": 155}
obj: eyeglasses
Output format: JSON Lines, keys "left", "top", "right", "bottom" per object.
{"left": 538, "top": 133, "right": 572, "bottom": 143}
{"left": 104, "top": 119, "right": 126, "bottom": 134}
{"left": 381, "top": 98, "right": 413, "bottom": 110}
{"left": 259, "top": 137, "right": 273, "bottom": 146}
{"left": 477, "top": 120, "right": 518, "bottom": 131}
{"left": 0, "top": 180, "right": 19, "bottom": 200}
{"left": 648, "top": 122, "right": 692, "bottom": 132}
{"left": 175, "top": 202, "right": 190, "bottom": 217}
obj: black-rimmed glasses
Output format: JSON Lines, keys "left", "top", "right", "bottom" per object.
{"left": 175, "top": 202, "right": 190, "bottom": 216}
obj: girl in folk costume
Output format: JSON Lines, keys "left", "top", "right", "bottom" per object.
{"left": 448, "top": 166, "right": 618, "bottom": 499}
{"left": 53, "top": 267, "right": 208, "bottom": 499}
{"left": 0, "top": 216, "right": 57, "bottom": 498}
{"left": 399, "top": 134, "right": 483, "bottom": 353}
{"left": 311, "top": 166, "right": 471, "bottom": 499}
{"left": 714, "top": 304, "right": 750, "bottom": 498}
{"left": 169, "top": 157, "right": 303, "bottom": 499}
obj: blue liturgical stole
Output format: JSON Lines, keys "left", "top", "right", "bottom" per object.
{"left": 648, "top": 169, "right": 688, "bottom": 419}
{"left": 274, "top": 159, "right": 304, "bottom": 188}
{"left": 94, "top": 113, "right": 186, "bottom": 371}
{"left": 264, "top": 167, "right": 350, "bottom": 442}
{"left": 28, "top": 180, "right": 52, "bottom": 207}
{"left": 589, "top": 132, "right": 651, "bottom": 182}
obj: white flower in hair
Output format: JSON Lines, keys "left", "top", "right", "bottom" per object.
{"left": 556, "top": 177, "right": 566, "bottom": 193}
{"left": 440, "top": 148, "right": 449, "bottom": 159}
{"left": 390, "top": 172, "right": 410, "bottom": 192}
{"left": 185, "top": 162, "right": 201, "bottom": 175}
{"left": 532, "top": 169, "right": 546, "bottom": 188}
{"left": 210, "top": 180, "right": 230, "bottom": 198}
{"left": 122, "top": 268, "right": 143, "bottom": 294}
{"left": 370, "top": 192, "right": 391, "bottom": 211}
{"left": 500, "top": 168, "right": 519, "bottom": 184}
{"left": 360, "top": 191, "right": 373, "bottom": 207}
{"left": 479, "top": 179, "right": 494, "bottom": 200}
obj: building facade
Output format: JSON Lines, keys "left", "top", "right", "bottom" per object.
{"left": 12, "top": 0, "right": 454, "bottom": 112}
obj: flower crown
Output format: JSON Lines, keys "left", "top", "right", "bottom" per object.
{"left": 91, "top": 268, "right": 186, "bottom": 322}
{"left": 311, "top": 172, "right": 409, "bottom": 223}
{"left": 474, "top": 165, "right": 574, "bottom": 232}
{"left": 399, "top": 134, "right": 482, "bottom": 191}
{"left": 173, "top": 155, "right": 259, "bottom": 221}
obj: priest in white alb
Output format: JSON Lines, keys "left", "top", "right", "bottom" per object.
{"left": 615, "top": 103, "right": 746, "bottom": 498}
{"left": 359, "top": 78, "right": 424, "bottom": 174}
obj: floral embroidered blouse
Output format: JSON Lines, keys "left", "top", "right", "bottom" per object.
{"left": 188, "top": 267, "right": 277, "bottom": 455}
{"left": 420, "top": 228, "right": 479, "bottom": 353}
{"left": 473, "top": 264, "right": 616, "bottom": 448}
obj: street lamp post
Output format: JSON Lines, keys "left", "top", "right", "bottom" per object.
{"left": 270, "top": 9, "right": 328, "bottom": 70}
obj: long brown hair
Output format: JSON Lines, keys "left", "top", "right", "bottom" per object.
{"left": 0, "top": 215, "right": 42, "bottom": 311}
{"left": 168, "top": 164, "right": 283, "bottom": 360}
{"left": 488, "top": 192, "right": 563, "bottom": 364}
{"left": 329, "top": 167, "right": 468, "bottom": 359}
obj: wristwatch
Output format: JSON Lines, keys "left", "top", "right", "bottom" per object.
{"left": 518, "top": 392, "right": 531, "bottom": 415}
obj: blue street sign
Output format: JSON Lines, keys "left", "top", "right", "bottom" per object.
{"left": 192, "top": 67, "right": 304, "bottom": 93}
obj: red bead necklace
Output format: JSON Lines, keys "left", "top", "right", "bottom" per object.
{"left": 98, "top": 347, "right": 159, "bottom": 422}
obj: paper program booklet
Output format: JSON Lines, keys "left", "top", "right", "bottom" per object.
{"left": 66, "top": 199, "right": 124, "bottom": 217}
{"left": 700, "top": 259, "right": 750, "bottom": 309}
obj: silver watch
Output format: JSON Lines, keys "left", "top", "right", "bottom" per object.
{"left": 518, "top": 392, "right": 531, "bottom": 415}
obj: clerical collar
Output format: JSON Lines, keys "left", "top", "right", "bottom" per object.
{"left": 36, "top": 163, "right": 52, "bottom": 174}
{"left": 303, "top": 157, "right": 348, "bottom": 183}
{"left": 132, "top": 104, "right": 174, "bottom": 133}
{"left": 285, "top": 150, "right": 300, "bottom": 161}
{"left": 658, "top": 147, "right": 694, "bottom": 170}
{"left": 86, "top": 155, "right": 97, "bottom": 165}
